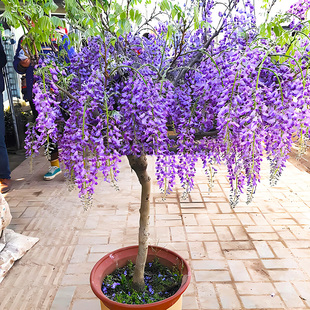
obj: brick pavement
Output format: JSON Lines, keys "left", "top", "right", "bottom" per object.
{"left": 1, "top": 154, "right": 310, "bottom": 309}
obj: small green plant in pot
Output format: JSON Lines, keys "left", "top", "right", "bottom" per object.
{"left": 3, "top": 0, "right": 310, "bottom": 307}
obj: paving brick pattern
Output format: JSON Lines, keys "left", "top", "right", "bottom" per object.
{"left": 1, "top": 155, "right": 310, "bottom": 309}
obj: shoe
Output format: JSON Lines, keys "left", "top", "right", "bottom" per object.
{"left": 44, "top": 166, "right": 62, "bottom": 180}
{"left": 0, "top": 179, "right": 12, "bottom": 194}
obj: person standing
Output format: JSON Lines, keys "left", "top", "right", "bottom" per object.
{"left": 0, "top": 39, "right": 11, "bottom": 193}
{"left": 13, "top": 24, "right": 75, "bottom": 181}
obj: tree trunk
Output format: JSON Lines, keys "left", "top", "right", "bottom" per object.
{"left": 127, "top": 155, "right": 151, "bottom": 292}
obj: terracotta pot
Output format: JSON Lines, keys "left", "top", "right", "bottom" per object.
{"left": 90, "top": 245, "right": 191, "bottom": 310}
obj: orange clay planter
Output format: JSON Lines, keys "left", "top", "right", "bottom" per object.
{"left": 90, "top": 245, "right": 191, "bottom": 310}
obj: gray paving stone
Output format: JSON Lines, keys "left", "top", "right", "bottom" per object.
{"left": 50, "top": 286, "right": 76, "bottom": 310}
{"left": 2, "top": 155, "right": 310, "bottom": 310}
{"left": 275, "top": 282, "right": 306, "bottom": 308}
{"left": 228, "top": 260, "right": 251, "bottom": 281}
{"left": 216, "top": 283, "right": 241, "bottom": 309}
{"left": 71, "top": 299, "right": 100, "bottom": 310}
{"left": 195, "top": 270, "right": 231, "bottom": 282}
{"left": 240, "top": 295, "right": 285, "bottom": 309}
{"left": 253, "top": 241, "right": 275, "bottom": 258}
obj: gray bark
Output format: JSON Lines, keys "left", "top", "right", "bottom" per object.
{"left": 127, "top": 155, "right": 151, "bottom": 292}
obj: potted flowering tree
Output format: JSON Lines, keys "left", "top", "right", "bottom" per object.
{"left": 3, "top": 0, "right": 310, "bottom": 308}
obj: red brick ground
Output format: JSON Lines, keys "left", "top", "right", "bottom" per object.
{"left": 1, "top": 155, "right": 310, "bottom": 309}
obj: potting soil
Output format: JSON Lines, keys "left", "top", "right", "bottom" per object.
{"left": 101, "top": 258, "right": 182, "bottom": 304}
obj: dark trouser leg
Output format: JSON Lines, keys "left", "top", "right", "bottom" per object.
{"left": 50, "top": 144, "right": 59, "bottom": 162}
{"left": 29, "top": 99, "right": 38, "bottom": 121}
{"left": 0, "top": 93, "right": 11, "bottom": 179}
{"left": 45, "top": 140, "right": 59, "bottom": 163}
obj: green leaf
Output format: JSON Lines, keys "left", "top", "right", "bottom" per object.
{"left": 260, "top": 23, "right": 266, "bottom": 36}
{"left": 110, "top": 37, "right": 116, "bottom": 46}
{"left": 43, "top": 1, "right": 58, "bottom": 14}
{"left": 68, "top": 32, "right": 79, "bottom": 45}
{"left": 118, "top": 19, "right": 131, "bottom": 33}
{"left": 273, "top": 25, "right": 279, "bottom": 37}
{"left": 116, "top": 27, "right": 124, "bottom": 37}
{"left": 130, "top": 8, "right": 135, "bottom": 21}
{"left": 194, "top": 6, "right": 199, "bottom": 30}
{"left": 124, "top": 19, "right": 131, "bottom": 32}
{"left": 135, "top": 11, "right": 142, "bottom": 25}
{"left": 267, "top": 24, "right": 272, "bottom": 37}
{"left": 51, "top": 16, "right": 65, "bottom": 28}
{"left": 171, "top": 8, "right": 176, "bottom": 19}
{"left": 114, "top": 3, "right": 123, "bottom": 15}
{"left": 160, "top": 0, "right": 170, "bottom": 11}
{"left": 201, "top": 20, "right": 210, "bottom": 30}
{"left": 120, "top": 11, "right": 126, "bottom": 20}
{"left": 166, "top": 24, "right": 173, "bottom": 40}
{"left": 37, "top": 16, "right": 52, "bottom": 32}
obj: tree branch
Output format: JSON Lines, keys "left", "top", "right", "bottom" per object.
{"left": 168, "top": 129, "right": 218, "bottom": 141}
{"left": 56, "top": 84, "right": 80, "bottom": 102}
{"left": 265, "top": 0, "right": 277, "bottom": 24}
{"left": 134, "top": 7, "right": 161, "bottom": 37}
{"left": 172, "top": 0, "right": 238, "bottom": 86}
{"left": 173, "top": 29, "right": 221, "bottom": 86}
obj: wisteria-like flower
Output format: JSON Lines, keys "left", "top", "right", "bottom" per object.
{"left": 26, "top": 0, "right": 310, "bottom": 207}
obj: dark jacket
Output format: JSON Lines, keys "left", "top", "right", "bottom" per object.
{"left": 0, "top": 40, "right": 7, "bottom": 93}
{"left": 13, "top": 37, "right": 34, "bottom": 101}
{"left": 13, "top": 34, "right": 75, "bottom": 101}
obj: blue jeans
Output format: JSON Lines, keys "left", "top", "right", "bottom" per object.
{"left": 0, "top": 92, "right": 11, "bottom": 179}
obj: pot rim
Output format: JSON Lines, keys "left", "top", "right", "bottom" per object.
{"left": 90, "top": 245, "right": 191, "bottom": 309}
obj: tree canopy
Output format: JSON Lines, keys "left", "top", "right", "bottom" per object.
{"left": 2, "top": 0, "right": 310, "bottom": 207}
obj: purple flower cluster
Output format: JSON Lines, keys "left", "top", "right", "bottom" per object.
{"left": 26, "top": 0, "right": 310, "bottom": 207}
{"left": 25, "top": 58, "right": 63, "bottom": 158}
{"left": 289, "top": 0, "right": 310, "bottom": 20}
